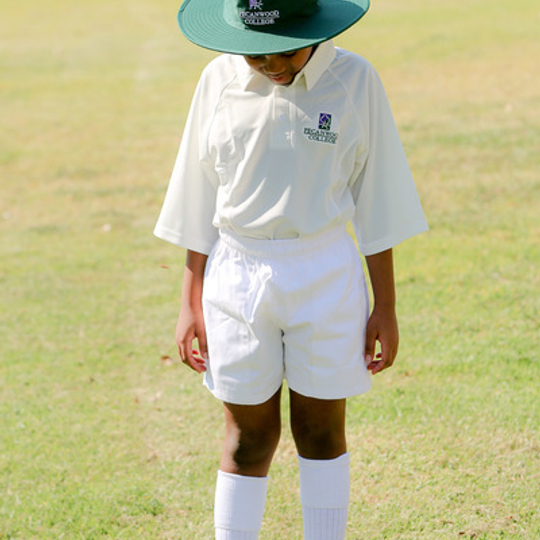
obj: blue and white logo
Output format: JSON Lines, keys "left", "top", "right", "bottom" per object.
{"left": 318, "top": 113, "right": 332, "bottom": 131}
{"left": 304, "top": 112, "right": 338, "bottom": 144}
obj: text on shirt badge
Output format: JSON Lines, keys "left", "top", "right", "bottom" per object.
{"left": 303, "top": 113, "right": 338, "bottom": 145}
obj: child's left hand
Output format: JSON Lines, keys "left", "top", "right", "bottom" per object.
{"left": 364, "top": 306, "right": 399, "bottom": 375}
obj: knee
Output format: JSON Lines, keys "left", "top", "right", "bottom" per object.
{"left": 226, "top": 422, "right": 281, "bottom": 470}
{"left": 291, "top": 418, "right": 346, "bottom": 460}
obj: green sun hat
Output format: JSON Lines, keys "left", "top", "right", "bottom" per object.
{"left": 178, "top": 0, "right": 370, "bottom": 55}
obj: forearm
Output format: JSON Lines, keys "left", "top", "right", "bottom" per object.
{"left": 363, "top": 248, "right": 399, "bottom": 374}
{"left": 177, "top": 250, "right": 209, "bottom": 372}
{"left": 181, "top": 250, "right": 209, "bottom": 310}
{"left": 365, "top": 248, "right": 395, "bottom": 311}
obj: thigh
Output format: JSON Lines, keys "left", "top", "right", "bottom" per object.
{"left": 289, "top": 389, "right": 347, "bottom": 460}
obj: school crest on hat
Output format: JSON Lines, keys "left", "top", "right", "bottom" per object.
{"left": 240, "top": 0, "right": 281, "bottom": 26}
{"left": 178, "top": 0, "right": 370, "bottom": 55}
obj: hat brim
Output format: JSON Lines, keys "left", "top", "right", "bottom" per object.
{"left": 178, "top": 0, "right": 370, "bottom": 55}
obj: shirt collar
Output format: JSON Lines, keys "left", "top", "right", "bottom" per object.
{"left": 300, "top": 40, "right": 336, "bottom": 91}
{"left": 237, "top": 40, "right": 336, "bottom": 92}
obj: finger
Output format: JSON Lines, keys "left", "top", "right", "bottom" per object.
{"left": 196, "top": 326, "right": 209, "bottom": 366}
{"left": 176, "top": 330, "right": 189, "bottom": 361}
{"left": 370, "top": 344, "right": 396, "bottom": 375}
{"left": 177, "top": 341, "right": 186, "bottom": 363}
{"left": 179, "top": 338, "right": 206, "bottom": 374}
{"left": 379, "top": 344, "right": 393, "bottom": 369}
{"left": 192, "top": 348, "right": 208, "bottom": 367}
{"left": 364, "top": 326, "right": 377, "bottom": 367}
{"left": 184, "top": 352, "right": 206, "bottom": 373}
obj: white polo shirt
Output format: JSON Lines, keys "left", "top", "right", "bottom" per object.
{"left": 154, "top": 40, "right": 428, "bottom": 256}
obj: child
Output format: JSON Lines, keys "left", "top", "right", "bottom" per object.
{"left": 154, "top": 0, "right": 428, "bottom": 538}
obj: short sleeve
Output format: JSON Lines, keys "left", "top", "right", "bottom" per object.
{"left": 349, "top": 67, "right": 428, "bottom": 256}
{"left": 153, "top": 68, "right": 220, "bottom": 255}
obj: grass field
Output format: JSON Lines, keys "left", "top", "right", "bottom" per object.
{"left": 1, "top": 0, "right": 539, "bottom": 538}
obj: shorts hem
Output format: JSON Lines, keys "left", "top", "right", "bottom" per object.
{"left": 203, "top": 379, "right": 284, "bottom": 405}
{"left": 287, "top": 378, "right": 372, "bottom": 400}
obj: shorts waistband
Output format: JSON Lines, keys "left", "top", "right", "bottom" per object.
{"left": 217, "top": 226, "right": 348, "bottom": 259}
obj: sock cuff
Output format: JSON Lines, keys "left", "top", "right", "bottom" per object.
{"left": 298, "top": 452, "right": 350, "bottom": 509}
{"left": 214, "top": 470, "right": 268, "bottom": 531}
{"left": 297, "top": 452, "right": 350, "bottom": 469}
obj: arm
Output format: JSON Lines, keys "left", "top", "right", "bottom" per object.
{"left": 364, "top": 248, "right": 399, "bottom": 375}
{"left": 176, "top": 249, "right": 209, "bottom": 373}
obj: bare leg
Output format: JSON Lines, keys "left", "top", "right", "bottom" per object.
{"left": 221, "top": 387, "right": 282, "bottom": 477}
{"left": 289, "top": 389, "right": 347, "bottom": 459}
{"left": 214, "top": 388, "right": 282, "bottom": 539}
{"left": 290, "top": 389, "right": 350, "bottom": 540}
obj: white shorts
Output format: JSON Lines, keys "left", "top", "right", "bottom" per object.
{"left": 202, "top": 227, "right": 371, "bottom": 405}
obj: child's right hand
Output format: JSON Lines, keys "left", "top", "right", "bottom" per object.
{"left": 176, "top": 304, "right": 208, "bottom": 373}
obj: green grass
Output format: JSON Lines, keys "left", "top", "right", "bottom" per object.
{"left": 1, "top": 0, "right": 539, "bottom": 538}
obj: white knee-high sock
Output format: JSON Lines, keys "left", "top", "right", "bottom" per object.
{"left": 298, "top": 453, "right": 350, "bottom": 540}
{"left": 214, "top": 470, "right": 268, "bottom": 540}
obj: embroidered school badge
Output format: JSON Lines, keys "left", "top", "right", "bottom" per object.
{"left": 303, "top": 113, "right": 338, "bottom": 145}
{"left": 318, "top": 113, "right": 332, "bottom": 130}
{"left": 241, "top": 0, "right": 280, "bottom": 25}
